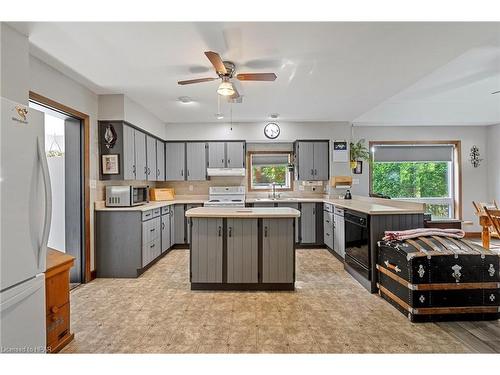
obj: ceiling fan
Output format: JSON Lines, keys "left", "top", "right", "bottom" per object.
{"left": 177, "top": 51, "right": 277, "bottom": 102}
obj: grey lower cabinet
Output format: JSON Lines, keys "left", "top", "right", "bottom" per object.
{"left": 186, "top": 204, "right": 202, "bottom": 244}
{"left": 300, "top": 203, "right": 316, "bottom": 244}
{"left": 295, "top": 140, "right": 329, "bottom": 181}
{"left": 190, "top": 218, "right": 223, "bottom": 283}
{"left": 161, "top": 206, "right": 172, "bottom": 253}
{"left": 96, "top": 208, "right": 166, "bottom": 278}
{"left": 165, "top": 142, "right": 186, "bottom": 181}
{"left": 186, "top": 142, "right": 207, "bottom": 181}
{"left": 323, "top": 211, "right": 334, "bottom": 250}
{"left": 173, "top": 204, "right": 185, "bottom": 244}
{"left": 262, "top": 218, "right": 295, "bottom": 283}
{"left": 227, "top": 219, "right": 258, "bottom": 283}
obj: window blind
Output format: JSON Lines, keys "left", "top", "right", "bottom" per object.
{"left": 372, "top": 145, "right": 454, "bottom": 162}
{"left": 252, "top": 154, "right": 289, "bottom": 166}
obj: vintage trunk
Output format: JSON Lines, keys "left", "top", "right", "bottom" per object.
{"left": 377, "top": 236, "right": 500, "bottom": 322}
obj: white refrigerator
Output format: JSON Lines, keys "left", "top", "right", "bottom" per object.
{"left": 0, "top": 97, "right": 51, "bottom": 353}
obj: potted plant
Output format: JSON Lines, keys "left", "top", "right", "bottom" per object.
{"left": 349, "top": 139, "right": 370, "bottom": 170}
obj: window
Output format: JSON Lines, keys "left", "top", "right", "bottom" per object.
{"left": 370, "top": 142, "right": 460, "bottom": 219}
{"left": 248, "top": 152, "right": 293, "bottom": 191}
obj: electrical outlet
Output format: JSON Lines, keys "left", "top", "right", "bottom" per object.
{"left": 189, "top": 185, "right": 194, "bottom": 192}
{"left": 299, "top": 185, "right": 304, "bottom": 191}
{"left": 89, "top": 179, "right": 97, "bottom": 189}
{"left": 352, "top": 179, "right": 360, "bottom": 185}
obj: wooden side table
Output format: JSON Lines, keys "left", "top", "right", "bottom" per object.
{"left": 46, "top": 248, "right": 75, "bottom": 353}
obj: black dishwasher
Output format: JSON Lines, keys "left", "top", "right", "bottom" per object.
{"left": 344, "top": 210, "right": 370, "bottom": 281}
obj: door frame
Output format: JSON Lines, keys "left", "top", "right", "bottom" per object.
{"left": 29, "top": 91, "right": 92, "bottom": 283}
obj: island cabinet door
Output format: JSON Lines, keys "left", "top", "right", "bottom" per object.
{"left": 190, "top": 218, "right": 223, "bottom": 283}
{"left": 227, "top": 218, "right": 258, "bottom": 283}
{"left": 262, "top": 219, "right": 295, "bottom": 283}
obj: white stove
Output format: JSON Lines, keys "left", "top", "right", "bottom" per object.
{"left": 204, "top": 186, "right": 246, "bottom": 207}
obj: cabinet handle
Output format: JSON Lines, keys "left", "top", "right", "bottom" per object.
{"left": 384, "top": 260, "right": 401, "bottom": 273}
{"left": 218, "top": 226, "right": 222, "bottom": 237}
{"left": 326, "top": 233, "right": 330, "bottom": 236}
{"left": 228, "top": 159, "right": 231, "bottom": 164}
{"left": 150, "top": 228, "right": 155, "bottom": 232}
{"left": 144, "top": 166, "right": 147, "bottom": 174}
{"left": 162, "top": 222, "right": 165, "bottom": 230}
{"left": 326, "top": 220, "right": 330, "bottom": 223}
{"left": 264, "top": 226, "right": 268, "bottom": 237}
{"left": 181, "top": 169, "right": 184, "bottom": 176}
{"left": 157, "top": 169, "right": 160, "bottom": 176}
{"left": 314, "top": 169, "right": 317, "bottom": 175}
{"left": 311, "top": 168, "right": 314, "bottom": 175}
{"left": 221, "top": 159, "right": 224, "bottom": 163}
{"left": 150, "top": 243, "right": 155, "bottom": 248}
{"left": 133, "top": 165, "right": 136, "bottom": 174}
{"left": 50, "top": 306, "right": 59, "bottom": 314}
{"left": 228, "top": 227, "right": 232, "bottom": 237}
{"left": 187, "top": 169, "right": 190, "bottom": 177}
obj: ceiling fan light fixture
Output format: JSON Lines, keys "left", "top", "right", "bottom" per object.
{"left": 217, "top": 79, "right": 235, "bottom": 96}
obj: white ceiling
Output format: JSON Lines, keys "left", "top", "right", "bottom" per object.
{"left": 10, "top": 22, "right": 500, "bottom": 124}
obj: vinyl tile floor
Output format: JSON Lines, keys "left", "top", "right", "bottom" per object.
{"left": 61, "top": 249, "right": 495, "bottom": 354}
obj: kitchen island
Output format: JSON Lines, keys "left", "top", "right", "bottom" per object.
{"left": 185, "top": 207, "right": 301, "bottom": 291}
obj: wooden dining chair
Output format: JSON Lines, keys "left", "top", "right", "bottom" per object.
{"left": 484, "top": 207, "right": 500, "bottom": 240}
{"left": 473, "top": 200, "right": 499, "bottom": 214}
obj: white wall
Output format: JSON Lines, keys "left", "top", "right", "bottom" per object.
{"left": 487, "top": 123, "right": 500, "bottom": 201}
{"left": 352, "top": 125, "right": 489, "bottom": 231}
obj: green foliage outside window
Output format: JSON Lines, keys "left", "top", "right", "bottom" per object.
{"left": 252, "top": 165, "right": 287, "bottom": 186}
{"left": 372, "top": 161, "right": 451, "bottom": 218}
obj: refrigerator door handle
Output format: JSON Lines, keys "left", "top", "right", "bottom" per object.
{"left": 37, "top": 137, "right": 52, "bottom": 268}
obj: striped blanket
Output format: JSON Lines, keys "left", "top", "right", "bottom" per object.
{"left": 383, "top": 228, "right": 465, "bottom": 241}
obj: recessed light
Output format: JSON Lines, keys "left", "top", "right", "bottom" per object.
{"left": 269, "top": 113, "right": 279, "bottom": 119}
{"left": 178, "top": 96, "right": 193, "bottom": 103}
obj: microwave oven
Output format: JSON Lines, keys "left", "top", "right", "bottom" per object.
{"left": 105, "top": 185, "right": 149, "bottom": 207}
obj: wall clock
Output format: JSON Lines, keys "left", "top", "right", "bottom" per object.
{"left": 264, "top": 122, "right": 280, "bottom": 139}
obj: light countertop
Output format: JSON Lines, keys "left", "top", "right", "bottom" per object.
{"left": 95, "top": 195, "right": 424, "bottom": 215}
{"left": 185, "top": 207, "right": 301, "bottom": 218}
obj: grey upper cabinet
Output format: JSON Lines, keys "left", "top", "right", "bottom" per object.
{"left": 134, "top": 130, "right": 147, "bottom": 181}
{"left": 190, "top": 218, "right": 223, "bottom": 283}
{"left": 146, "top": 135, "right": 157, "bottom": 181}
{"left": 207, "top": 141, "right": 245, "bottom": 168}
{"left": 186, "top": 142, "right": 207, "bottom": 181}
{"left": 297, "top": 141, "right": 315, "bottom": 180}
{"left": 208, "top": 142, "right": 225, "bottom": 168}
{"left": 296, "top": 140, "right": 329, "bottom": 181}
{"left": 156, "top": 140, "right": 165, "bottom": 181}
{"left": 262, "top": 218, "right": 294, "bottom": 283}
{"left": 165, "top": 142, "right": 186, "bottom": 181}
{"left": 226, "top": 141, "right": 245, "bottom": 168}
{"left": 313, "top": 141, "right": 329, "bottom": 180}
{"left": 122, "top": 124, "right": 136, "bottom": 180}
{"left": 227, "top": 218, "right": 258, "bottom": 283}
{"left": 300, "top": 203, "right": 316, "bottom": 244}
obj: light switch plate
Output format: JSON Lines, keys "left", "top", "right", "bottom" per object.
{"left": 352, "top": 178, "right": 359, "bottom": 185}
{"left": 90, "top": 179, "right": 97, "bottom": 189}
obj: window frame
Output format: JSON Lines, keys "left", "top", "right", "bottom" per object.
{"left": 368, "top": 140, "right": 462, "bottom": 220}
{"left": 246, "top": 151, "right": 294, "bottom": 192}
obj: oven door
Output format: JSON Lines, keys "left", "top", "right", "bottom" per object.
{"left": 344, "top": 212, "right": 370, "bottom": 279}
{"left": 132, "top": 187, "right": 149, "bottom": 205}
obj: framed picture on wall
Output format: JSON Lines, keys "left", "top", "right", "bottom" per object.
{"left": 102, "top": 154, "right": 119, "bottom": 175}
{"left": 353, "top": 160, "right": 363, "bottom": 174}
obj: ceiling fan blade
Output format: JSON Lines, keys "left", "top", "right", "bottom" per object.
{"left": 492, "top": 90, "right": 500, "bottom": 94}
{"left": 236, "top": 73, "right": 277, "bottom": 81}
{"left": 205, "top": 51, "right": 227, "bottom": 75}
{"left": 177, "top": 77, "right": 218, "bottom": 85}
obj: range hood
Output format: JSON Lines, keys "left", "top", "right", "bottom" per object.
{"left": 207, "top": 168, "right": 246, "bottom": 177}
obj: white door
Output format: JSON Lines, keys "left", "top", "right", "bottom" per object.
{"left": 0, "top": 274, "right": 46, "bottom": 352}
{"left": 1, "top": 98, "right": 51, "bottom": 291}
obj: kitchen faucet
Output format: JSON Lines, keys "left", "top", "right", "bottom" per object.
{"left": 269, "top": 182, "right": 281, "bottom": 199}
